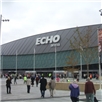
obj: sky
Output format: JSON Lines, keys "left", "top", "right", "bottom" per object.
{"left": 0, "top": 0, "right": 102, "bottom": 44}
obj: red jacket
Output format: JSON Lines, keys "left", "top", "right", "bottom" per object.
{"left": 84, "top": 81, "right": 96, "bottom": 94}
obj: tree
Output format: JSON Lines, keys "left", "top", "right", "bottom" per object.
{"left": 64, "top": 51, "right": 79, "bottom": 78}
{"left": 69, "top": 27, "right": 98, "bottom": 77}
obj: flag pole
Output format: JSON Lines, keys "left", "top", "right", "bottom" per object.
{"left": 99, "top": 53, "right": 101, "bottom": 89}
{"left": 33, "top": 48, "right": 35, "bottom": 71}
{"left": 55, "top": 45, "right": 57, "bottom": 81}
{"left": 97, "top": 28, "right": 102, "bottom": 89}
{"left": 96, "top": 28, "right": 102, "bottom": 101}
{"left": 16, "top": 50, "right": 17, "bottom": 75}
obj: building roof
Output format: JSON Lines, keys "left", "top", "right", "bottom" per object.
{"left": 1, "top": 24, "right": 102, "bottom": 55}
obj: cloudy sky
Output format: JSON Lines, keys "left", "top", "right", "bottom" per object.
{"left": 1, "top": 0, "right": 102, "bottom": 44}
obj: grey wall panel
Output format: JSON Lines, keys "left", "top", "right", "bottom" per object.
{"left": 17, "top": 37, "right": 31, "bottom": 55}
{"left": 60, "top": 27, "right": 79, "bottom": 51}
{"left": 6, "top": 42, "right": 16, "bottom": 55}
{"left": 1, "top": 24, "right": 102, "bottom": 55}
{"left": 18, "top": 37, "right": 31, "bottom": 55}
{"left": 12, "top": 38, "right": 27, "bottom": 55}
{"left": 89, "top": 25, "right": 99, "bottom": 47}
{"left": 2, "top": 41, "right": 16, "bottom": 55}
{"left": 22, "top": 36, "right": 35, "bottom": 54}
{"left": 58, "top": 29, "right": 72, "bottom": 51}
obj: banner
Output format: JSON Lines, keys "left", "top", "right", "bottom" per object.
{"left": 97, "top": 28, "right": 102, "bottom": 89}
{"left": 98, "top": 28, "right": 102, "bottom": 52}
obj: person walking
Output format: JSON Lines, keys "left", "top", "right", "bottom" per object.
{"left": 49, "top": 76, "right": 56, "bottom": 97}
{"left": 14, "top": 74, "right": 17, "bottom": 84}
{"left": 69, "top": 79, "right": 80, "bottom": 102}
{"left": 84, "top": 77, "right": 96, "bottom": 102}
{"left": 35, "top": 75, "right": 39, "bottom": 87}
{"left": 24, "top": 75, "right": 27, "bottom": 84}
{"left": 31, "top": 75, "right": 35, "bottom": 87}
{"left": 6, "top": 77, "right": 12, "bottom": 94}
{"left": 26, "top": 76, "right": 31, "bottom": 93}
{"left": 40, "top": 76, "right": 47, "bottom": 98}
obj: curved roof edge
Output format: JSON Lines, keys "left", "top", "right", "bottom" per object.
{"left": 1, "top": 23, "right": 102, "bottom": 55}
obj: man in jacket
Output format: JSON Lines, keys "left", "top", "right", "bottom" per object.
{"left": 69, "top": 79, "right": 80, "bottom": 102}
{"left": 84, "top": 77, "right": 96, "bottom": 102}
{"left": 6, "top": 77, "right": 12, "bottom": 94}
{"left": 40, "top": 76, "right": 47, "bottom": 98}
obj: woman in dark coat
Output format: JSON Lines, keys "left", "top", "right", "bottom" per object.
{"left": 40, "top": 76, "right": 47, "bottom": 98}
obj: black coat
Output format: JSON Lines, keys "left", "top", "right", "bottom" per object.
{"left": 40, "top": 78, "right": 47, "bottom": 90}
{"left": 6, "top": 79, "right": 11, "bottom": 86}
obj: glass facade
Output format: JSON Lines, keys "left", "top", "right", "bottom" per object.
{"left": 1, "top": 47, "right": 98, "bottom": 70}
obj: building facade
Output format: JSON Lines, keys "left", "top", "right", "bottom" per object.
{"left": 1, "top": 24, "right": 102, "bottom": 77}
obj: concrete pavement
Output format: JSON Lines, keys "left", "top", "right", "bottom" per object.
{"left": 1, "top": 78, "right": 102, "bottom": 102}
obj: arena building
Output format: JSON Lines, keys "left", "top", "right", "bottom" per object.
{"left": 1, "top": 24, "right": 102, "bottom": 77}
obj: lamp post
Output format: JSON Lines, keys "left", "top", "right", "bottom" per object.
{"left": 16, "top": 50, "right": 18, "bottom": 75}
{"left": 80, "top": 53, "right": 82, "bottom": 80}
{"left": 99, "top": 9, "right": 102, "bottom": 89}
{"left": 53, "top": 44, "right": 57, "bottom": 81}
{"left": 51, "top": 44, "right": 57, "bottom": 81}
{"left": 99, "top": 9, "right": 102, "bottom": 16}
{"left": 0, "top": 15, "right": 9, "bottom": 74}
{"left": 33, "top": 48, "right": 35, "bottom": 71}
{"left": 51, "top": 43, "right": 60, "bottom": 82}
{"left": 79, "top": 45, "right": 83, "bottom": 80}
{"left": 55, "top": 45, "right": 57, "bottom": 76}
{"left": 1, "top": 53, "right": 3, "bottom": 72}
{"left": 96, "top": 10, "right": 102, "bottom": 101}
{"left": 51, "top": 43, "right": 60, "bottom": 81}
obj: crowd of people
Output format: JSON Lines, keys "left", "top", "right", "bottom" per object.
{"left": 6, "top": 73, "right": 56, "bottom": 98}
{"left": 5, "top": 73, "right": 98, "bottom": 102}
{"left": 83, "top": 73, "right": 99, "bottom": 80}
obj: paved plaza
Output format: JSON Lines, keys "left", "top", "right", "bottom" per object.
{"left": 1, "top": 78, "right": 102, "bottom": 102}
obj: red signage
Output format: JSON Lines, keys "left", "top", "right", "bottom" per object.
{"left": 98, "top": 29, "right": 102, "bottom": 52}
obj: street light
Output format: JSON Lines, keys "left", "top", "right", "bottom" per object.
{"left": 0, "top": 15, "right": 9, "bottom": 74}
{"left": 99, "top": 9, "right": 102, "bottom": 16}
{"left": 79, "top": 45, "right": 83, "bottom": 80}
{"left": 51, "top": 43, "right": 60, "bottom": 81}
{"left": 98, "top": 10, "right": 102, "bottom": 89}
{"left": 95, "top": 10, "right": 102, "bottom": 101}
{"left": 16, "top": 50, "right": 18, "bottom": 75}
{"left": 54, "top": 44, "right": 57, "bottom": 81}
{"left": 2, "top": 19, "right": 9, "bottom": 22}
{"left": 33, "top": 48, "right": 35, "bottom": 71}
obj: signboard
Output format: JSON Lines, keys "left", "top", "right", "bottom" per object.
{"left": 98, "top": 29, "right": 102, "bottom": 52}
{"left": 35, "top": 35, "right": 61, "bottom": 45}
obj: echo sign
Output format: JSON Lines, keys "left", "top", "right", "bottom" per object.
{"left": 35, "top": 35, "right": 60, "bottom": 45}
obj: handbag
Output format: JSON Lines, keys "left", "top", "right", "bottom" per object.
{"left": 94, "top": 97, "right": 98, "bottom": 102}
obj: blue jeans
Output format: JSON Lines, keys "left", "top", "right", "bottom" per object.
{"left": 86, "top": 93, "right": 94, "bottom": 102}
{"left": 41, "top": 90, "right": 45, "bottom": 97}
